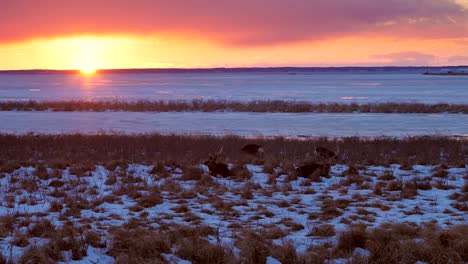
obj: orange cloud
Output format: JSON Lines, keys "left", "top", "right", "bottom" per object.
{"left": 1, "top": 0, "right": 467, "bottom": 46}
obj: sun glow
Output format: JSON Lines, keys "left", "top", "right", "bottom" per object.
{"left": 79, "top": 65, "right": 97, "bottom": 75}
{"left": 1, "top": 34, "right": 468, "bottom": 70}
{"left": 71, "top": 37, "right": 103, "bottom": 74}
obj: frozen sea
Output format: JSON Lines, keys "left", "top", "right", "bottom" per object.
{"left": 0, "top": 71, "right": 467, "bottom": 104}
{"left": 0, "top": 71, "right": 467, "bottom": 137}
{"left": 1, "top": 111, "right": 467, "bottom": 137}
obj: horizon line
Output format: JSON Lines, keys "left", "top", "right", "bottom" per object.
{"left": 1, "top": 65, "right": 468, "bottom": 73}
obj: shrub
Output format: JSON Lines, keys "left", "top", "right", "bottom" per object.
{"left": 12, "top": 232, "right": 30, "bottom": 247}
{"left": 104, "top": 174, "right": 118, "bottom": 185}
{"left": 33, "top": 164, "right": 50, "bottom": 180}
{"left": 433, "top": 167, "right": 448, "bottom": 178}
{"left": 28, "top": 219, "right": 55, "bottom": 238}
{"left": 137, "top": 189, "right": 163, "bottom": 208}
{"left": 236, "top": 230, "right": 271, "bottom": 264}
{"left": 150, "top": 163, "right": 170, "bottom": 178}
{"left": 0, "top": 215, "right": 16, "bottom": 237}
{"left": 18, "top": 246, "right": 52, "bottom": 264}
{"left": 85, "top": 231, "right": 106, "bottom": 248}
{"left": 335, "top": 225, "right": 368, "bottom": 256}
{"left": 175, "top": 236, "right": 236, "bottom": 264}
{"left": 271, "top": 241, "right": 300, "bottom": 264}
{"left": 387, "top": 180, "right": 403, "bottom": 191}
{"left": 308, "top": 224, "right": 336, "bottom": 237}
{"left": 109, "top": 228, "right": 170, "bottom": 263}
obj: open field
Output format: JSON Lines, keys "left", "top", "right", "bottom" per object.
{"left": 1, "top": 100, "right": 468, "bottom": 113}
{"left": 0, "top": 161, "right": 466, "bottom": 263}
{"left": 0, "top": 134, "right": 467, "bottom": 263}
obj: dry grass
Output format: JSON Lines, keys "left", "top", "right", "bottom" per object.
{"left": 335, "top": 225, "right": 368, "bottom": 256}
{"left": 2, "top": 99, "right": 468, "bottom": 113}
{"left": 0, "top": 134, "right": 466, "bottom": 167}
{"left": 235, "top": 230, "right": 271, "bottom": 264}
{"left": 181, "top": 166, "right": 204, "bottom": 181}
{"left": 366, "top": 224, "right": 468, "bottom": 263}
{"left": 1, "top": 213, "right": 467, "bottom": 263}
{"left": 0, "top": 136, "right": 466, "bottom": 263}
{"left": 108, "top": 228, "right": 170, "bottom": 263}
{"left": 308, "top": 224, "right": 336, "bottom": 237}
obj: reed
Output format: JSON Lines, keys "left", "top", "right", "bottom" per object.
{"left": 1, "top": 100, "right": 467, "bottom": 113}
{"left": 0, "top": 133, "right": 465, "bottom": 166}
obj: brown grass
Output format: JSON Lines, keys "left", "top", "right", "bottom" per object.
{"left": 235, "top": 230, "right": 271, "bottom": 264}
{"left": 1, "top": 219, "right": 467, "bottom": 263}
{"left": 181, "top": 166, "right": 204, "bottom": 181}
{"left": 108, "top": 228, "right": 170, "bottom": 263}
{"left": 2, "top": 99, "right": 468, "bottom": 113}
{"left": 0, "top": 134, "right": 466, "bottom": 167}
{"left": 334, "top": 225, "right": 368, "bottom": 256}
{"left": 366, "top": 224, "right": 468, "bottom": 263}
{"left": 308, "top": 224, "right": 336, "bottom": 237}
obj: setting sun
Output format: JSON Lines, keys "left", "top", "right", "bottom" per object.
{"left": 79, "top": 65, "right": 97, "bottom": 74}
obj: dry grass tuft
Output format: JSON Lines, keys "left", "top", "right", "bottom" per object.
{"left": 308, "top": 224, "right": 336, "bottom": 237}
{"left": 335, "top": 225, "right": 368, "bottom": 256}
{"left": 108, "top": 228, "right": 170, "bottom": 263}
{"left": 236, "top": 229, "right": 272, "bottom": 264}
{"left": 181, "top": 166, "right": 204, "bottom": 181}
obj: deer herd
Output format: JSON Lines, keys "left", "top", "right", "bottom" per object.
{"left": 204, "top": 144, "right": 339, "bottom": 180}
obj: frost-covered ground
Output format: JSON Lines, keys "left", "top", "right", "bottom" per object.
{"left": 1, "top": 111, "right": 468, "bottom": 137}
{"left": 0, "top": 162, "right": 466, "bottom": 263}
{"left": 1, "top": 72, "right": 468, "bottom": 104}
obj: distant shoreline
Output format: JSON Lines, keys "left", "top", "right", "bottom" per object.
{"left": 1, "top": 100, "right": 467, "bottom": 114}
{"left": 1, "top": 66, "right": 468, "bottom": 74}
{"left": 423, "top": 72, "right": 468, "bottom": 76}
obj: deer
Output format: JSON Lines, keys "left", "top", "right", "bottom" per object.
{"left": 315, "top": 146, "right": 339, "bottom": 161}
{"left": 241, "top": 144, "right": 264, "bottom": 158}
{"left": 296, "top": 162, "right": 331, "bottom": 182}
{"left": 204, "top": 146, "right": 230, "bottom": 177}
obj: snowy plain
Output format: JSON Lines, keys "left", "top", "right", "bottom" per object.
{"left": 0, "top": 163, "right": 466, "bottom": 263}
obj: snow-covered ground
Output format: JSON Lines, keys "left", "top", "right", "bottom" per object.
{"left": 0, "top": 162, "right": 466, "bottom": 263}
{"left": 1, "top": 72, "right": 468, "bottom": 104}
{"left": 1, "top": 111, "right": 467, "bottom": 137}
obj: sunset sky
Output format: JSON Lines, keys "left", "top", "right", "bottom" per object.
{"left": 1, "top": 0, "right": 468, "bottom": 70}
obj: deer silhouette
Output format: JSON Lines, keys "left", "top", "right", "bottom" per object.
{"left": 204, "top": 146, "right": 230, "bottom": 177}
{"left": 296, "top": 162, "right": 331, "bottom": 181}
{"left": 241, "top": 144, "right": 264, "bottom": 158}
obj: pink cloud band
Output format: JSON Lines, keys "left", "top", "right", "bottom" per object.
{"left": 1, "top": 0, "right": 467, "bottom": 45}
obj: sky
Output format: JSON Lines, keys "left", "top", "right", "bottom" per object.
{"left": 0, "top": 0, "right": 467, "bottom": 70}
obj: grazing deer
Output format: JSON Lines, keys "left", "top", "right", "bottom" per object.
{"left": 204, "top": 146, "right": 230, "bottom": 177}
{"left": 296, "top": 162, "right": 331, "bottom": 181}
{"left": 241, "top": 144, "right": 264, "bottom": 157}
{"left": 315, "top": 146, "right": 338, "bottom": 161}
